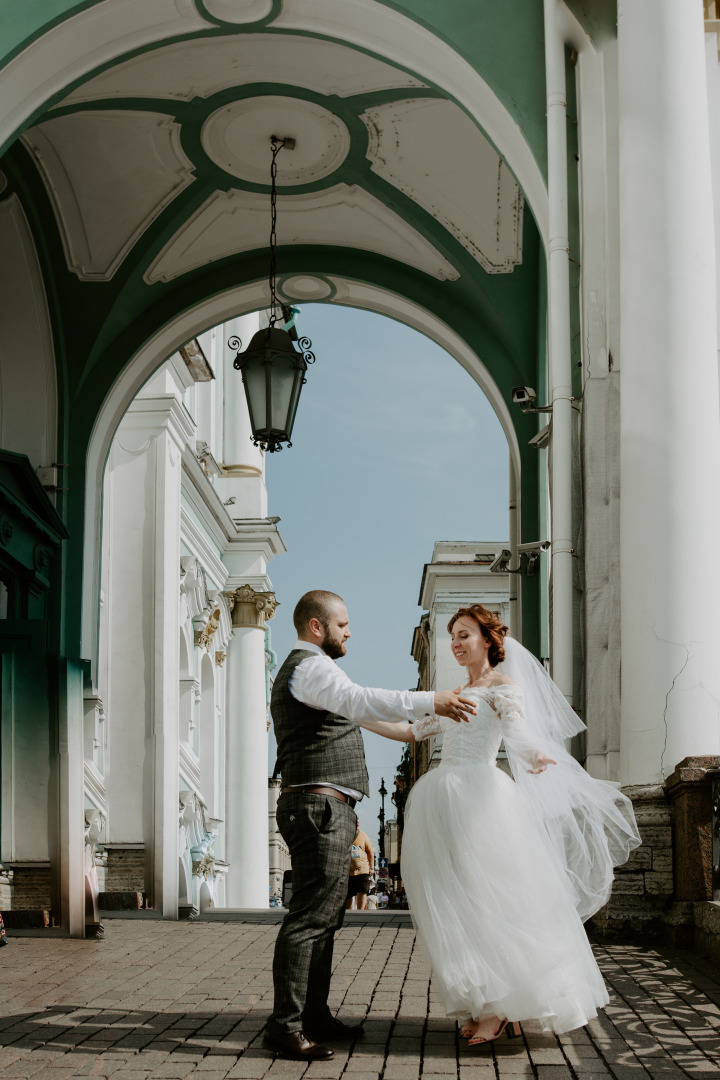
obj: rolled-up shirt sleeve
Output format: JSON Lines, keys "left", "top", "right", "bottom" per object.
{"left": 290, "top": 654, "right": 435, "bottom": 723}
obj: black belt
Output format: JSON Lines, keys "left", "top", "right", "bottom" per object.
{"left": 281, "top": 784, "right": 357, "bottom": 809}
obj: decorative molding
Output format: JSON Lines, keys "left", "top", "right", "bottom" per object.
{"left": 225, "top": 583, "right": 278, "bottom": 629}
{"left": 202, "top": 0, "right": 274, "bottom": 23}
{"left": 201, "top": 95, "right": 350, "bottom": 185}
{"left": 83, "top": 760, "right": 108, "bottom": 817}
{"left": 180, "top": 556, "right": 212, "bottom": 620}
{"left": 279, "top": 274, "right": 335, "bottom": 302}
{"left": 194, "top": 603, "right": 221, "bottom": 650}
{"left": 33, "top": 543, "right": 51, "bottom": 573}
{"left": 179, "top": 499, "right": 230, "bottom": 592}
{"left": 179, "top": 339, "right": 215, "bottom": 382}
{"left": 21, "top": 112, "right": 196, "bottom": 281}
{"left": 144, "top": 183, "right": 459, "bottom": 284}
{"left": 57, "top": 32, "right": 425, "bottom": 107}
{"left": 362, "top": 97, "right": 524, "bottom": 273}
{"left": 215, "top": 650, "right": 226, "bottom": 667}
{"left": 0, "top": 515, "right": 14, "bottom": 546}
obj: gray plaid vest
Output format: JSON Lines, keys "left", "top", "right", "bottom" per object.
{"left": 271, "top": 649, "right": 370, "bottom": 796}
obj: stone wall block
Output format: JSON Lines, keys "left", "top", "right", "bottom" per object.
{"left": 644, "top": 871, "right": 674, "bottom": 895}
{"left": 621, "top": 847, "right": 652, "bottom": 871}
{"left": 4, "top": 865, "right": 51, "bottom": 909}
{"left": 610, "top": 875, "right": 646, "bottom": 895}
{"left": 650, "top": 848, "right": 673, "bottom": 872}
{"left": 104, "top": 847, "right": 145, "bottom": 892}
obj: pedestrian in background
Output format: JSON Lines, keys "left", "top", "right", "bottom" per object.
{"left": 346, "top": 817, "right": 374, "bottom": 911}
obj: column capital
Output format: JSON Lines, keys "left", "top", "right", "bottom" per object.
{"left": 225, "top": 583, "right": 278, "bottom": 629}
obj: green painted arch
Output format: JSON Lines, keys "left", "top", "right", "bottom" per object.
{"left": 76, "top": 273, "right": 543, "bottom": 668}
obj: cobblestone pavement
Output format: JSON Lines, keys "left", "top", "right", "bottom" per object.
{"left": 1, "top": 921, "right": 720, "bottom": 1080}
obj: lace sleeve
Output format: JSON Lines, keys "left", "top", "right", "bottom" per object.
{"left": 411, "top": 715, "right": 442, "bottom": 741}
{"left": 492, "top": 685, "right": 543, "bottom": 769}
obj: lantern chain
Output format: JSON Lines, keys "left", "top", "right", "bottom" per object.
{"left": 268, "top": 135, "right": 285, "bottom": 327}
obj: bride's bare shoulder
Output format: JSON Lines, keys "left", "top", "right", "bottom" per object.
{"left": 489, "top": 673, "right": 514, "bottom": 687}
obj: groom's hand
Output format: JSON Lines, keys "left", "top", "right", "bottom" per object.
{"left": 434, "top": 689, "right": 476, "bottom": 723}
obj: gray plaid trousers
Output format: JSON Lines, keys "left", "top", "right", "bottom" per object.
{"left": 267, "top": 792, "right": 357, "bottom": 1034}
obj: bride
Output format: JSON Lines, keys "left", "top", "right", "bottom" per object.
{"left": 368, "top": 604, "right": 640, "bottom": 1045}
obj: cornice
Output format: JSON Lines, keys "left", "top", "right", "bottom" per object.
{"left": 123, "top": 392, "right": 196, "bottom": 452}
{"left": 419, "top": 553, "right": 509, "bottom": 609}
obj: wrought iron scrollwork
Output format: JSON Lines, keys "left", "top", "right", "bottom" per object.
{"left": 228, "top": 336, "right": 242, "bottom": 369}
{"left": 297, "top": 336, "right": 315, "bottom": 364}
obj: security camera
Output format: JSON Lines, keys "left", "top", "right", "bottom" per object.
{"left": 489, "top": 549, "right": 514, "bottom": 574}
{"left": 517, "top": 541, "right": 550, "bottom": 554}
{"left": 528, "top": 424, "right": 550, "bottom": 450}
{"left": 512, "top": 386, "right": 537, "bottom": 407}
{"left": 517, "top": 540, "right": 549, "bottom": 577}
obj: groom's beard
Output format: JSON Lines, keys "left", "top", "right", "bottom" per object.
{"left": 320, "top": 626, "right": 346, "bottom": 660}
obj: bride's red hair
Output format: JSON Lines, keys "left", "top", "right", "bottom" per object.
{"left": 447, "top": 605, "right": 509, "bottom": 667}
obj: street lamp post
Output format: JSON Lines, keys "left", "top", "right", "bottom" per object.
{"left": 378, "top": 777, "right": 387, "bottom": 858}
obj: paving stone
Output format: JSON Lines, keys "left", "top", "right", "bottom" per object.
{"left": 6, "top": 925, "right": 720, "bottom": 1080}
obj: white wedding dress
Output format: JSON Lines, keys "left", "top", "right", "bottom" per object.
{"left": 401, "top": 682, "right": 637, "bottom": 1034}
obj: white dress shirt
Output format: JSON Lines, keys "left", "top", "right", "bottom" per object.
{"left": 286, "top": 640, "right": 436, "bottom": 801}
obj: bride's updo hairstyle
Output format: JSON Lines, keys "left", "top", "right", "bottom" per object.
{"left": 447, "top": 605, "right": 509, "bottom": 667}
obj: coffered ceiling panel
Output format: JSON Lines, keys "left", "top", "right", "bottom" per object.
{"left": 22, "top": 111, "right": 195, "bottom": 280}
{"left": 363, "top": 98, "right": 524, "bottom": 273}
{"left": 57, "top": 32, "right": 426, "bottom": 107}
{"left": 144, "top": 184, "right": 459, "bottom": 284}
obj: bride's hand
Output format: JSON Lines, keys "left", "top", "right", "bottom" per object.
{"left": 528, "top": 753, "right": 557, "bottom": 774}
{"left": 434, "top": 689, "right": 477, "bottom": 723}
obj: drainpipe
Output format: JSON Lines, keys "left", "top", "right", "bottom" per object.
{"left": 508, "top": 458, "right": 519, "bottom": 639}
{"left": 543, "top": 0, "right": 575, "bottom": 703}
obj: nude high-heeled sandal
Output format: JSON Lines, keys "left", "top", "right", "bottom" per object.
{"left": 468, "top": 1019, "right": 521, "bottom": 1046}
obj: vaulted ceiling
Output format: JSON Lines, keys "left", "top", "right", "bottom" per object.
{"left": 20, "top": 30, "right": 526, "bottom": 289}
{"left": 0, "top": 0, "right": 598, "bottom": 443}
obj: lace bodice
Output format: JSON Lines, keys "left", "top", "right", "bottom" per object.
{"left": 412, "top": 684, "right": 538, "bottom": 770}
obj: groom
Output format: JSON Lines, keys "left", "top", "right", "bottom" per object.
{"left": 263, "top": 589, "right": 476, "bottom": 1061}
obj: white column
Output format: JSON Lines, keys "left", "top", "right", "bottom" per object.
{"left": 224, "top": 585, "right": 277, "bottom": 907}
{"left": 543, "top": 0, "right": 575, "bottom": 702}
{"left": 218, "top": 315, "right": 268, "bottom": 519}
{"left": 618, "top": 0, "right": 720, "bottom": 785}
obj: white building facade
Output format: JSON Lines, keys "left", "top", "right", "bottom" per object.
{"left": 89, "top": 313, "right": 284, "bottom": 922}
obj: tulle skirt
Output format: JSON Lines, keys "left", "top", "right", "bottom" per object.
{"left": 401, "top": 763, "right": 609, "bottom": 1033}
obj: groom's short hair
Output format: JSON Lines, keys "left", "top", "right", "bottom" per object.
{"left": 293, "top": 590, "right": 345, "bottom": 632}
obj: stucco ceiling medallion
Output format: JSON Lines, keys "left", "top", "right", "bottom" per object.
{"left": 278, "top": 275, "right": 335, "bottom": 301}
{"left": 200, "top": 0, "right": 274, "bottom": 22}
{"left": 201, "top": 96, "right": 350, "bottom": 185}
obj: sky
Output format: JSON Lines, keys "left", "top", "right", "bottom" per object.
{"left": 264, "top": 303, "right": 509, "bottom": 848}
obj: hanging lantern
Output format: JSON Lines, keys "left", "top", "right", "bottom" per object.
{"left": 228, "top": 327, "right": 315, "bottom": 452}
{"left": 229, "top": 135, "right": 315, "bottom": 453}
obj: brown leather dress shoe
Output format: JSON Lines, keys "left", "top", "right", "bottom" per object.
{"left": 262, "top": 1029, "right": 334, "bottom": 1060}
